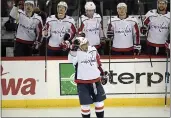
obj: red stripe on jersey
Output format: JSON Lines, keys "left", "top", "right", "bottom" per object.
{"left": 70, "top": 24, "right": 76, "bottom": 40}
{"left": 134, "top": 23, "right": 140, "bottom": 44}
{"left": 112, "top": 47, "right": 134, "bottom": 52}
{"left": 147, "top": 41, "right": 165, "bottom": 47}
{"left": 144, "top": 17, "right": 150, "bottom": 26}
{"left": 16, "top": 38, "right": 34, "bottom": 44}
{"left": 96, "top": 53, "right": 101, "bottom": 66}
{"left": 78, "top": 22, "right": 84, "bottom": 34}
{"left": 37, "top": 22, "right": 43, "bottom": 42}
{"left": 47, "top": 45, "right": 61, "bottom": 50}
{"left": 75, "top": 77, "right": 101, "bottom": 84}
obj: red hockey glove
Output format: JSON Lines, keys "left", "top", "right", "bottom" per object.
{"left": 60, "top": 40, "right": 71, "bottom": 51}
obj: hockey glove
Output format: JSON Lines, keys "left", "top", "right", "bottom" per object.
{"left": 107, "top": 30, "right": 114, "bottom": 38}
{"left": 101, "top": 71, "right": 108, "bottom": 85}
{"left": 100, "top": 37, "right": 106, "bottom": 45}
{"left": 78, "top": 33, "right": 85, "bottom": 37}
{"left": 140, "top": 26, "right": 147, "bottom": 35}
{"left": 134, "top": 45, "right": 141, "bottom": 55}
{"left": 60, "top": 40, "right": 71, "bottom": 51}
{"left": 63, "top": 33, "right": 71, "bottom": 41}
{"left": 70, "top": 39, "right": 80, "bottom": 51}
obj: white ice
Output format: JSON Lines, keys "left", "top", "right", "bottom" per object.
{"left": 2, "top": 107, "right": 170, "bottom": 117}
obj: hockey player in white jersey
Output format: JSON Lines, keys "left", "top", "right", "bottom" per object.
{"left": 141, "top": 0, "right": 170, "bottom": 56}
{"left": 42, "top": 1, "right": 76, "bottom": 56}
{"left": 66, "top": 37, "right": 107, "bottom": 118}
{"left": 107, "top": 3, "right": 140, "bottom": 55}
{"left": 78, "top": 1, "right": 105, "bottom": 54}
{"left": 10, "top": 0, "right": 43, "bottom": 56}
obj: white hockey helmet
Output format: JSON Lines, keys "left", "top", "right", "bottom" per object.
{"left": 57, "top": 1, "right": 68, "bottom": 10}
{"left": 75, "top": 37, "right": 88, "bottom": 45}
{"left": 117, "top": 3, "right": 127, "bottom": 8}
{"left": 25, "top": 0, "right": 34, "bottom": 5}
{"left": 85, "top": 1, "right": 96, "bottom": 10}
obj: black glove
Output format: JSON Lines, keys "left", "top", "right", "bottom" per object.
{"left": 4, "top": 16, "right": 17, "bottom": 31}
{"left": 134, "top": 45, "right": 141, "bottom": 55}
{"left": 78, "top": 33, "right": 85, "bottom": 37}
{"left": 140, "top": 26, "right": 147, "bottom": 35}
{"left": 63, "top": 33, "right": 70, "bottom": 41}
{"left": 100, "top": 37, "right": 106, "bottom": 45}
{"left": 107, "top": 30, "right": 114, "bottom": 38}
{"left": 101, "top": 71, "right": 108, "bottom": 85}
{"left": 70, "top": 39, "right": 80, "bottom": 51}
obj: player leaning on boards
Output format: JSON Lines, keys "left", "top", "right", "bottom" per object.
{"left": 42, "top": 1, "right": 76, "bottom": 56}
{"left": 141, "top": 0, "right": 170, "bottom": 56}
{"left": 63, "top": 36, "right": 107, "bottom": 118}
{"left": 10, "top": 0, "right": 43, "bottom": 56}
{"left": 78, "top": 1, "right": 106, "bottom": 55}
{"left": 107, "top": 3, "right": 141, "bottom": 55}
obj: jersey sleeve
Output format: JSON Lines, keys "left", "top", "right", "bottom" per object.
{"left": 68, "top": 51, "right": 78, "bottom": 66}
{"left": 143, "top": 10, "right": 155, "bottom": 26}
{"left": 35, "top": 19, "right": 43, "bottom": 42}
{"left": 43, "top": 17, "right": 51, "bottom": 38}
{"left": 69, "top": 17, "right": 76, "bottom": 40}
{"left": 78, "top": 16, "right": 85, "bottom": 35}
{"left": 132, "top": 18, "right": 140, "bottom": 45}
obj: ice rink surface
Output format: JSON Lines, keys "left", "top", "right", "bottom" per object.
{"left": 2, "top": 107, "right": 170, "bottom": 117}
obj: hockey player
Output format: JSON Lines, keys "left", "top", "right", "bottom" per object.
{"left": 10, "top": 0, "right": 43, "bottom": 56}
{"left": 141, "top": 0, "right": 170, "bottom": 56}
{"left": 42, "top": 1, "right": 76, "bottom": 56}
{"left": 78, "top": 1, "right": 105, "bottom": 54}
{"left": 67, "top": 37, "right": 107, "bottom": 118}
{"left": 107, "top": 3, "right": 140, "bottom": 55}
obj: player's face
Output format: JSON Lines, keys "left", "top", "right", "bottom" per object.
{"left": 57, "top": 5, "right": 66, "bottom": 14}
{"left": 117, "top": 7, "right": 127, "bottom": 16}
{"left": 158, "top": 1, "right": 167, "bottom": 11}
{"left": 86, "top": 10, "right": 95, "bottom": 18}
{"left": 24, "top": 3, "right": 34, "bottom": 13}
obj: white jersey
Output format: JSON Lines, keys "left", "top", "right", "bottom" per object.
{"left": 78, "top": 13, "right": 104, "bottom": 46}
{"left": 107, "top": 16, "right": 140, "bottom": 51}
{"left": 68, "top": 46, "right": 101, "bottom": 83}
{"left": 10, "top": 6, "right": 43, "bottom": 44}
{"left": 45, "top": 15, "right": 76, "bottom": 49}
{"left": 144, "top": 9, "right": 170, "bottom": 47}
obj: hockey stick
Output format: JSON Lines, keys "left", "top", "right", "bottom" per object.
{"left": 138, "top": 0, "right": 153, "bottom": 67}
{"left": 164, "top": 50, "right": 169, "bottom": 107}
{"left": 109, "top": 5, "right": 112, "bottom": 72}
{"left": 44, "top": 0, "right": 52, "bottom": 82}
{"left": 77, "top": 0, "right": 80, "bottom": 30}
{"left": 100, "top": 0, "right": 105, "bottom": 55}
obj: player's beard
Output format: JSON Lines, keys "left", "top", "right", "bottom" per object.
{"left": 158, "top": 6, "right": 166, "bottom": 12}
